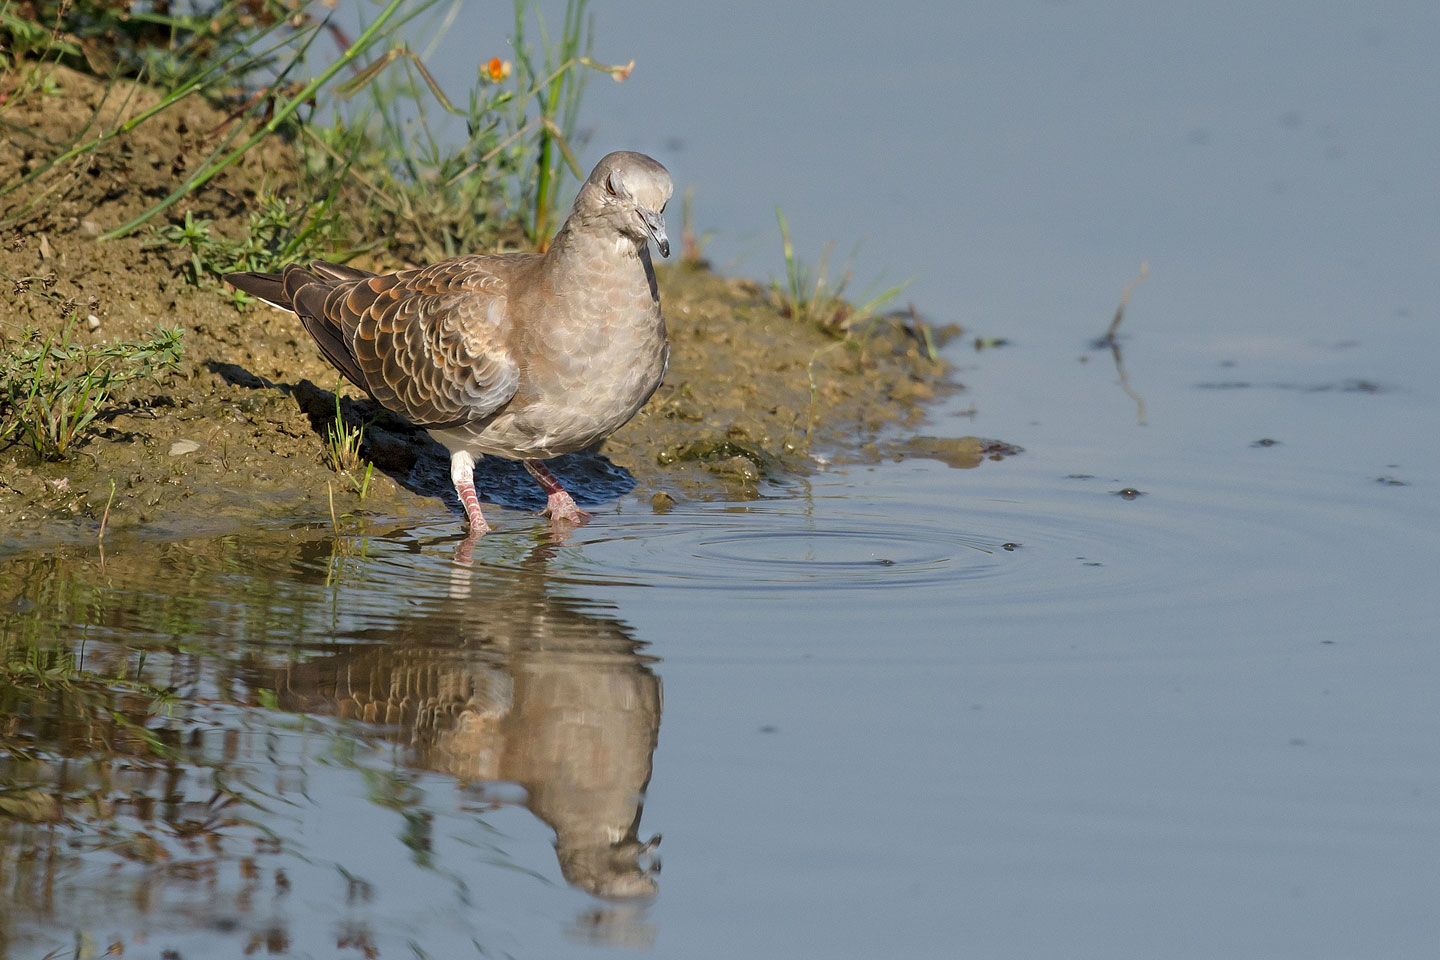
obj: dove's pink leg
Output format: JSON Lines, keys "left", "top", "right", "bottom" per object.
{"left": 450, "top": 451, "right": 490, "bottom": 535}
{"left": 523, "top": 459, "right": 592, "bottom": 524}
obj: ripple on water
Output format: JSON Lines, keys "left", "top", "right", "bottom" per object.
{"left": 432, "top": 463, "right": 1428, "bottom": 621}
{"left": 431, "top": 495, "right": 1200, "bottom": 606}
{"left": 558, "top": 515, "right": 1004, "bottom": 591}
{"left": 441, "top": 488, "right": 1195, "bottom": 609}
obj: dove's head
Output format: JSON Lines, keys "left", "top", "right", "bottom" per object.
{"left": 574, "top": 151, "right": 673, "bottom": 258}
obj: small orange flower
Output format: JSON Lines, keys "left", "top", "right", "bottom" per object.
{"left": 486, "top": 57, "right": 512, "bottom": 83}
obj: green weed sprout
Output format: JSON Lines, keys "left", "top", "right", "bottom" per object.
{"left": 323, "top": 383, "right": 374, "bottom": 500}
{"left": 0, "top": 320, "right": 184, "bottom": 459}
{"left": 773, "top": 207, "right": 911, "bottom": 337}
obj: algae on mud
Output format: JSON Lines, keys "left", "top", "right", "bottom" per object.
{"left": 0, "top": 65, "right": 998, "bottom": 552}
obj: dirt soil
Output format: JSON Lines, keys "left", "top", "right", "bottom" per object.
{"left": 0, "top": 66, "right": 1013, "bottom": 553}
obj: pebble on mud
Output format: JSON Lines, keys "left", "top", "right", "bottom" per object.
{"left": 886, "top": 435, "right": 1023, "bottom": 469}
{"left": 707, "top": 456, "right": 760, "bottom": 482}
{"left": 168, "top": 440, "right": 201, "bottom": 456}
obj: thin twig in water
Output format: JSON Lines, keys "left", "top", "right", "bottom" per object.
{"left": 1097, "top": 262, "right": 1150, "bottom": 425}
{"left": 98, "top": 478, "right": 116, "bottom": 541}
{"left": 1100, "top": 261, "right": 1148, "bottom": 344}
{"left": 1110, "top": 339, "right": 1148, "bottom": 426}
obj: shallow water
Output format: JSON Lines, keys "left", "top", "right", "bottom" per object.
{"left": 5, "top": 0, "right": 1440, "bottom": 957}
{"left": 4, "top": 357, "right": 1436, "bottom": 956}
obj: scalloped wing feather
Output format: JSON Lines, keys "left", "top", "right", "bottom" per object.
{"left": 322, "top": 259, "right": 520, "bottom": 427}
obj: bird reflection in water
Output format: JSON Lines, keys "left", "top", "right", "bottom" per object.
{"left": 271, "top": 533, "right": 663, "bottom": 907}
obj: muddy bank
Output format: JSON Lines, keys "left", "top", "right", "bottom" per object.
{"left": 0, "top": 67, "right": 1007, "bottom": 553}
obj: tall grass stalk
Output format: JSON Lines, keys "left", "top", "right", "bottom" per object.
{"left": 103, "top": 0, "right": 413, "bottom": 239}
{"left": 5, "top": 1, "right": 636, "bottom": 261}
{"left": 2, "top": 5, "right": 330, "bottom": 218}
{"left": 328, "top": 0, "right": 628, "bottom": 258}
{"left": 516, "top": 0, "right": 592, "bottom": 246}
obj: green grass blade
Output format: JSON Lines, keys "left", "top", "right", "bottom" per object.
{"left": 102, "top": 0, "right": 411, "bottom": 240}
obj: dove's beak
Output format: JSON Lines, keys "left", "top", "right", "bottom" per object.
{"left": 639, "top": 208, "right": 670, "bottom": 258}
